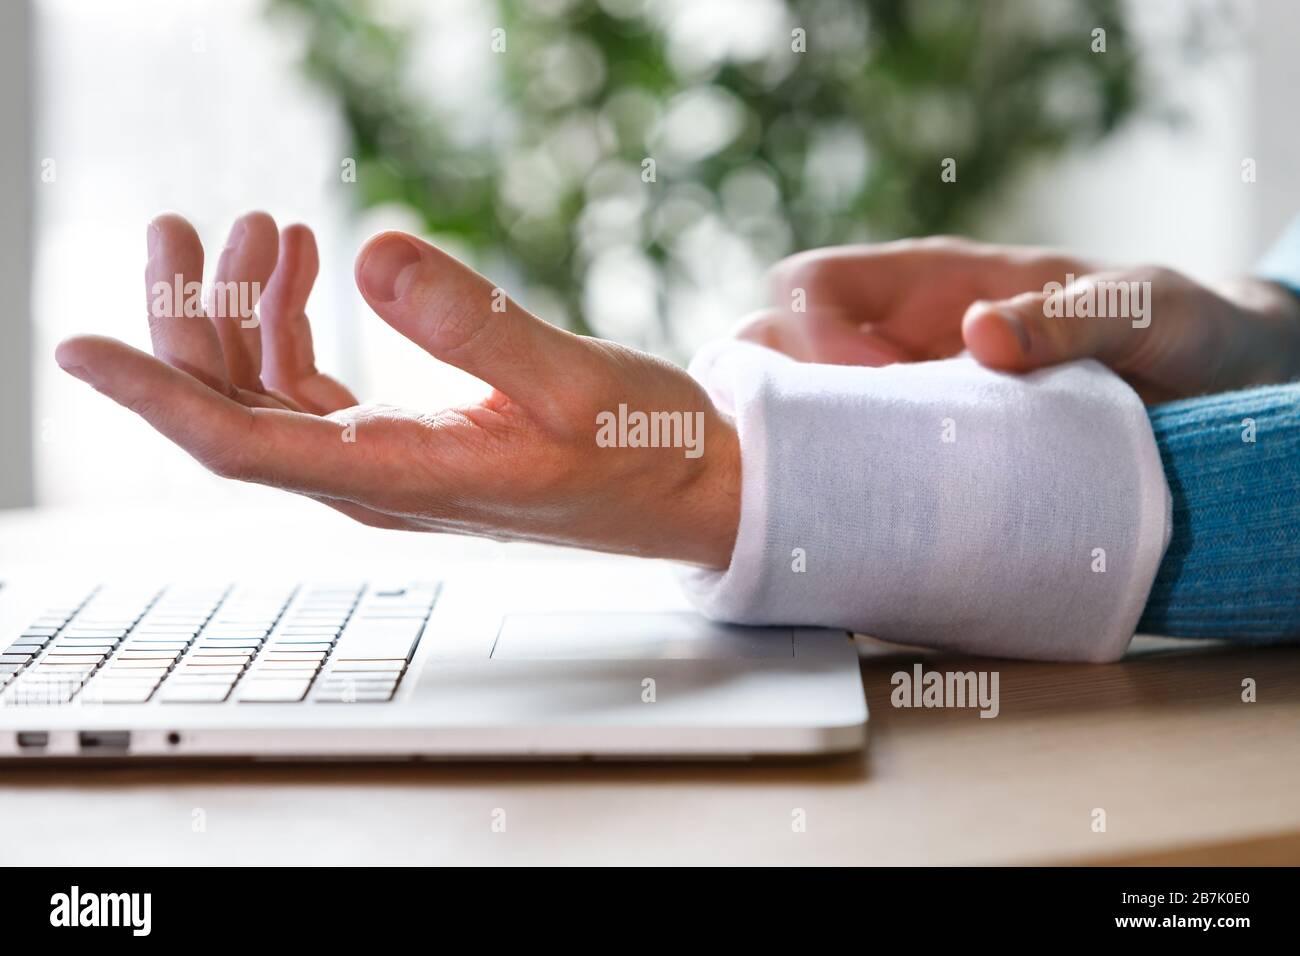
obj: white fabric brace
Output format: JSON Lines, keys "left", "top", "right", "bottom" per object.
{"left": 679, "top": 342, "right": 1171, "bottom": 662}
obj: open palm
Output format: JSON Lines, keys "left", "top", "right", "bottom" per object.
{"left": 57, "top": 213, "right": 739, "bottom": 567}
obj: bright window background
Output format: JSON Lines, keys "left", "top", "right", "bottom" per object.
{"left": 30, "top": 0, "right": 1294, "bottom": 508}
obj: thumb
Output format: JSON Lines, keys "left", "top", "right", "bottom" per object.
{"left": 962, "top": 280, "right": 1133, "bottom": 372}
{"left": 354, "top": 231, "right": 590, "bottom": 413}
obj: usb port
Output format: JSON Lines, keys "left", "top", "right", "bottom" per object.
{"left": 16, "top": 731, "right": 49, "bottom": 750}
{"left": 78, "top": 730, "right": 130, "bottom": 752}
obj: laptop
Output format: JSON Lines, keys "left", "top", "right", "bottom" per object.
{"left": 0, "top": 557, "right": 868, "bottom": 760}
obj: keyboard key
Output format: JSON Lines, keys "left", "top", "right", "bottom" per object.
{"left": 315, "top": 689, "right": 395, "bottom": 702}
{"left": 107, "top": 658, "right": 173, "bottom": 670}
{"left": 172, "top": 665, "right": 244, "bottom": 681}
{"left": 165, "top": 674, "right": 236, "bottom": 687}
{"left": 115, "top": 650, "right": 182, "bottom": 661}
{"left": 236, "top": 680, "right": 310, "bottom": 702}
{"left": 82, "top": 683, "right": 157, "bottom": 704}
{"left": 0, "top": 653, "right": 35, "bottom": 664}
{"left": 89, "top": 675, "right": 162, "bottom": 689}
{"left": 318, "top": 675, "right": 399, "bottom": 687}
{"left": 159, "top": 684, "right": 232, "bottom": 703}
{"left": 23, "top": 669, "right": 92, "bottom": 682}
{"left": 328, "top": 660, "right": 407, "bottom": 672}
{"left": 248, "top": 660, "right": 320, "bottom": 671}
{"left": 182, "top": 655, "right": 249, "bottom": 671}
{"left": 48, "top": 641, "right": 116, "bottom": 652}
{"left": 316, "top": 680, "right": 398, "bottom": 698}
{"left": 102, "top": 671, "right": 170, "bottom": 686}
{"left": 96, "top": 668, "right": 167, "bottom": 681}
{"left": 333, "top": 622, "right": 423, "bottom": 661}
{"left": 35, "top": 659, "right": 100, "bottom": 670}
{"left": 246, "top": 673, "right": 317, "bottom": 687}
{"left": 5, "top": 688, "right": 75, "bottom": 705}
{"left": 12, "top": 671, "right": 82, "bottom": 686}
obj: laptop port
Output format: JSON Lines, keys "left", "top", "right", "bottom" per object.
{"left": 78, "top": 730, "right": 130, "bottom": 752}
{"left": 16, "top": 731, "right": 49, "bottom": 750}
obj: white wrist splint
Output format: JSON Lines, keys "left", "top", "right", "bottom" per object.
{"left": 679, "top": 342, "right": 1171, "bottom": 662}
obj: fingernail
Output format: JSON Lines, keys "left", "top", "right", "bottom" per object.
{"left": 58, "top": 361, "right": 91, "bottom": 383}
{"left": 359, "top": 235, "right": 423, "bottom": 303}
{"left": 147, "top": 222, "right": 160, "bottom": 259}
{"left": 1000, "top": 309, "right": 1032, "bottom": 354}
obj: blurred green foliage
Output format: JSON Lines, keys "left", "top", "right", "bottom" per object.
{"left": 268, "top": 0, "right": 1149, "bottom": 343}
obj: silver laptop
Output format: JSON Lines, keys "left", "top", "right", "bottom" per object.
{"left": 0, "top": 559, "right": 867, "bottom": 760}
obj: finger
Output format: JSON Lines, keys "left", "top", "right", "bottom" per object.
{"left": 732, "top": 308, "right": 912, "bottom": 366}
{"left": 209, "top": 211, "right": 278, "bottom": 391}
{"left": 732, "top": 309, "right": 801, "bottom": 356}
{"left": 962, "top": 277, "right": 1139, "bottom": 372}
{"left": 768, "top": 242, "right": 973, "bottom": 360}
{"left": 768, "top": 238, "right": 982, "bottom": 316}
{"left": 260, "top": 223, "right": 318, "bottom": 386}
{"left": 55, "top": 334, "right": 372, "bottom": 499}
{"left": 144, "top": 213, "right": 230, "bottom": 393}
{"left": 768, "top": 244, "right": 895, "bottom": 315}
{"left": 354, "top": 231, "right": 592, "bottom": 416}
{"left": 769, "top": 237, "right": 1060, "bottom": 312}
{"left": 260, "top": 223, "right": 357, "bottom": 414}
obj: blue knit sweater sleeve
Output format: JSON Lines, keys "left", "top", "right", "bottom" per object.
{"left": 1138, "top": 384, "right": 1300, "bottom": 642}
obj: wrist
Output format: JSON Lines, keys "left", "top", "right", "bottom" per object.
{"left": 1215, "top": 277, "right": 1300, "bottom": 383}
{"left": 672, "top": 412, "right": 741, "bottom": 570}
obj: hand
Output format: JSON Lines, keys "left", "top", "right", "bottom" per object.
{"left": 739, "top": 236, "right": 1300, "bottom": 401}
{"left": 57, "top": 212, "right": 741, "bottom": 568}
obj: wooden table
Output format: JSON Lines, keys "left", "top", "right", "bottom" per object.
{"left": 3, "top": 497, "right": 1298, "bottom": 865}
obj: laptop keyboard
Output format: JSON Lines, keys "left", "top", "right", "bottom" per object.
{"left": 0, "top": 581, "right": 438, "bottom": 706}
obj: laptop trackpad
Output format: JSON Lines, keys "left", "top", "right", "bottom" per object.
{"left": 491, "top": 612, "right": 794, "bottom": 660}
